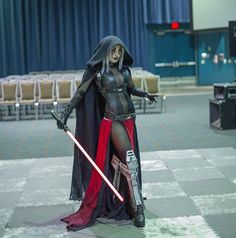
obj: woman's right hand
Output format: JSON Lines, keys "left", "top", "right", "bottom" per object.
{"left": 56, "top": 114, "right": 67, "bottom": 130}
{"left": 57, "top": 119, "right": 65, "bottom": 129}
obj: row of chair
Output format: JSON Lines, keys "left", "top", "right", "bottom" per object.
{"left": 0, "top": 78, "right": 80, "bottom": 120}
{"left": 0, "top": 71, "right": 165, "bottom": 120}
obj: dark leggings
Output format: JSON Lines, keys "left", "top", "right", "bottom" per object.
{"left": 110, "top": 121, "right": 132, "bottom": 164}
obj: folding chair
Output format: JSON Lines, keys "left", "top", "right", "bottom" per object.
{"left": 0, "top": 80, "right": 19, "bottom": 120}
{"left": 19, "top": 80, "right": 38, "bottom": 119}
{"left": 37, "top": 79, "right": 56, "bottom": 118}
{"left": 56, "top": 79, "right": 74, "bottom": 104}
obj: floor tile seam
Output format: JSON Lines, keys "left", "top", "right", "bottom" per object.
{"left": 144, "top": 195, "right": 188, "bottom": 200}
{"left": 187, "top": 196, "right": 224, "bottom": 218}
{"left": 178, "top": 177, "right": 236, "bottom": 183}
{"left": 190, "top": 192, "right": 236, "bottom": 199}
{"left": 165, "top": 166, "right": 216, "bottom": 172}
{"left": 16, "top": 201, "right": 76, "bottom": 208}
{"left": 198, "top": 216, "right": 221, "bottom": 238}
{"left": 13, "top": 203, "right": 78, "bottom": 209}
{"left": 0, "top": 156, "right": 73, "bottom": 162}
{"left": 202, "top": 210, "right": 236, "bottom": 216}
{"left": 28, "top": 173, "right": 71, "bottom": 178}
{"left": 0, "top": 208, "right": 15, "bottom": 231}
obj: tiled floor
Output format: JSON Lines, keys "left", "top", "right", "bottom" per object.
{"left": 1, "top": 147, "right": 236, "bottom": 237}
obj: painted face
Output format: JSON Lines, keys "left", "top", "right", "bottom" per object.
{"left": 108, "top": 45, "right": 122, "bottom": 64}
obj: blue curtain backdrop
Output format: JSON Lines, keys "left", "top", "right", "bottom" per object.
{"left": 143, "top": 0, "right": 190, "bottom": 24}
{"left": 0, "top": 0, "right": 190, "bottom": 77}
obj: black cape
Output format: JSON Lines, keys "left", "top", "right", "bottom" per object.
{"left": 69, "top": 35, "right": 141, "bottom": 200}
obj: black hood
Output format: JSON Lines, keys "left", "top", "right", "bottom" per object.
{"left": 87, "top": 35, "right": 133, "bottom": 69}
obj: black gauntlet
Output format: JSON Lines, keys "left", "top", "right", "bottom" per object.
{"left": 130, "top": 88, "right": 156, "bottom": 104}
{"left": 57, "top": 90, "right": 84, "bottom": 129}
{"left": 130, "top": 88, "right": 148, "bottom": 98}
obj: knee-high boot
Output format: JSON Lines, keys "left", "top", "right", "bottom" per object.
{"left": 125, "top": 150, "right": 145, "bottom": 227}
{"left": 111, "top": 151, "right": 145, "bottom": 227}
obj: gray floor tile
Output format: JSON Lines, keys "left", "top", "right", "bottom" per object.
{"left": 0, "top": 209, "right": 13, "bottom": 230}
{"left": 0, "top": 167, "right": 29, "bottom": 180}
{"left": 0, "top": 159, "right": 36, "bottom": 170}
{"left": 233, "top": 178, "right": 236, "bottom": 185}
{"left": 29, "top": 164, "right": 72, "bottom": 177}
{"left": 88, "top": 222, "right": 146, "bottom": 238}
{"left": 206, "top": 157, "right": 236, "bottom": 167}
{"left": 142, "top": 182, "right": 186, "bottom": 199}
{"left": 191, "top": 193, "right": 236, "bottom": 215}
{"left": 145, "top": 197, "right": 200, "bottom": 218}
{"left": 142, "top": 170, "right": 175, "bottom": 183}
{"left": 6, "top": 204, "right": 74, "bottom": 228}
{"left": 218, "top": 165, "right": 236, "bottom": 179}
{"left": 17, "top": 189, "right": 74, "bottom": 207}
{"left": 172, "top": 167, "right": 225, "bottom": 182}
{"left": 0, "top": 228, "right": 4, "bottom": 238}
{"left": 31, "top": 156, "right": 73, "bottom": 168}
{"left": 141, "top": 159, "right": 167, "bottom": 171}
{"left": 179, "top": 179, "right": 236, "bottom": 196}
{"left": 23, "top": 175, "right": 71, "bottom": 191}
{"left": 0, "top": 178, "right": 26, "bottom": 192}
{"left": 158, "top": 149, "right": 202, "bottom": 160}
{"left": 0, "top": 191, "right": 22, "bottom": 209}
{"left": 162, "top": 157, "right": 212, "bottom": 170}
{"left": 2, "top": 224, "right": 96, "bottom": 238}
{"left": 0, "top": 159, "right": 35, "bottom": 179}
{"left": 197, "top": 147, "right": 236, "bottom": 159}
{"left": 143, "top": 216, "right": 218, "bottom": 238}
{"left": 140, "top": 151, "right": 160, "bottom": 160}
{"left": 204, "top": 213, "right": 236, "bottom": 238}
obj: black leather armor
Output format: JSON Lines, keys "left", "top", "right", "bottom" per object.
{"left": 57, "top": 67, "right": 153, "bottom": 128}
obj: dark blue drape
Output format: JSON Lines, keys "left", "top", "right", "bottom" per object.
{"left": 0, "top": 0, "right": 149, "bottom": 77}
{"left": 0, "top": 0, "right": 190, "bottom": 78}
{"left": 143, "top": 0, "right": 190, "bottom": 24}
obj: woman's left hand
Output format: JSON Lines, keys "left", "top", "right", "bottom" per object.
{"left": 146, "top": 94, "right": 157, "bottom": 104}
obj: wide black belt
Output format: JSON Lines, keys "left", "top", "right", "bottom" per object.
{"left": 99, "top": 85, "right": 127, "bottom": 93}
{"left": 104, "top": 111, "right": 136, "bottom": 121}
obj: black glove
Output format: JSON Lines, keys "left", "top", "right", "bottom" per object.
{"left": 56, "top": 88, "right": 84, "bottom": 130}
{"left": 146, "top": 94, "right": 157, "bottom": 104}
{"left": 57, "top": 112, "right": 68, "bottom": 130}
{"left": 56, "top": 100, "right": 74, "bottom": 130}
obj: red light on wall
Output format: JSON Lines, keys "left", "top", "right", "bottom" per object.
{"left": 171, "top": 22, "right": 180, "bottom": 30}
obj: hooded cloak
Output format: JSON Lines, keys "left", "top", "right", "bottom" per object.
{"left": 69, "top": 35, "right": 141, "bottom": 201}
{"left": 64, "top": 36, "right": 142, "bottom": 230}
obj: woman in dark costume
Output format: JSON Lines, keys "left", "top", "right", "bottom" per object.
{"left": 57, "top": 35, "right": 155, "bottom": 231}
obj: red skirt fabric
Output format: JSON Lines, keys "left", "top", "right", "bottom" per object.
{"left": 61, "top": 118, "right": 135, "bottom": 231}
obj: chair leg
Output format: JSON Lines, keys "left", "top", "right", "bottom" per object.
{"left": 5, "top": 106, "right": 9, "bottom": 117}
{"left": 15, "top": 104, "right": 20, "bottom": 120}
{"left": 143, "top": 98, "right": 146, "bottom": 114}
{"left": 35, "top": 103, "right": 39, "bottom": 120}
{"left": 0, "top": 107, "right": 2, "bottom": 121}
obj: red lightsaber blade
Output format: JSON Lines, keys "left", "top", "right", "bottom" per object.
{"left": 51, "top": 110, "right": 124, "bottom": 202}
